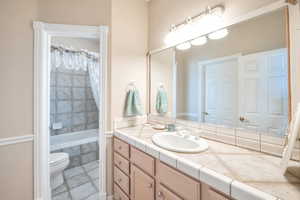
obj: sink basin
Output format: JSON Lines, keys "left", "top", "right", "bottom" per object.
{"left": 152, "top": 132, "right": 209, "bottom": 153}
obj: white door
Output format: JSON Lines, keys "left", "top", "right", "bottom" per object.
{"left": 203, "top": 58, "right": 238, "bottom": 126}
{"left": 239, "top": 49, "right": 288, "bottom": 136}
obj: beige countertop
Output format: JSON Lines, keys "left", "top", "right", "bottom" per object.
{"left": 115, "top": 125, "right": 300, "bottom": 200}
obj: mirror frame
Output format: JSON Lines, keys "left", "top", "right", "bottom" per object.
{"left": 147, "top": 1, "right": 293, "bottom": 124}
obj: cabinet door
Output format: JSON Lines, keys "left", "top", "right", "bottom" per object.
{"left": 157, "top": 184, "right": 183, "bottom": 200}
{"left": 131, "top": 165, "right": 155, "bottom": 200}
{"left": 202, "top": 183, "right": 230, "bottom": 200}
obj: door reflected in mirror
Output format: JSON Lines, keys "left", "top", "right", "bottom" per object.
{"left": 150, "top": 8, "right": 289, "bottom": 138}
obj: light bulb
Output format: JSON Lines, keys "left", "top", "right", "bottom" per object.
{"left": 208, "top": 29, "right": 228, "bottom": 40}
{"left": 176, "top": 42, "right": 191, "bottom": 51}
{"left": 190, "top": 36, "right": 207, "bottom": 46}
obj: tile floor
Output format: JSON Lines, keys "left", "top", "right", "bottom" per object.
{"left": 51, "top": 160, "right": 100, "bottom": 200}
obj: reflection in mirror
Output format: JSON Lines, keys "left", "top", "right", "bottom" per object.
{"left": 150, "top": 8, "right": 289, "bottom": 138}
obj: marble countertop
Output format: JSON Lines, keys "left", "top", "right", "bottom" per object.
{"left": 114, "top": 125, "right": 300, "bottom": 200}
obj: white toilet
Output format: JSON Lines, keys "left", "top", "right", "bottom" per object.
{"left": 50, "top": 153, "right": 70, "bottom": 189}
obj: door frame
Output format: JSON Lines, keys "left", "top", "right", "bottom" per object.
{"left": 33, "top": 22, "right": 108, "bottom": 200}
{"left": 197, "top": 54, "right": 241, "bottom": 124}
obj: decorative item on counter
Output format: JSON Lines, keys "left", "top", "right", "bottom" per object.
{"left": 152, "top": 124, "right": 167, "bottom": 130}
{"left": 155, "top": 83, "right": 168, "bottom": 115}
{"left": 124, "top": 80, "right": 143, "bottom": 117}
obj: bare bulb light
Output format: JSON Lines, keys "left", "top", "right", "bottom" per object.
{"left": 208, "top": 29, "right": 228, "bottom": 40}
{"left": 190, "top": 36, "right": 207, "bottom": 46}
{"left": 176, "top": 42, "right": 192, "bottom": 51}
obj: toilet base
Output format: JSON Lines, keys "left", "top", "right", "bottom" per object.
{"left": 50, "top": 172, "right": 64, "bottom": 189}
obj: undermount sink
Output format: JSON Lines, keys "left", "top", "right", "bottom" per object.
{"left": 152, "top": 132, "right": 209, "bottom": 153}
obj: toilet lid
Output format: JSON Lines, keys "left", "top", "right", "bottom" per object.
{"left": 50, "top": 153, "right": 69, "bottom": 165}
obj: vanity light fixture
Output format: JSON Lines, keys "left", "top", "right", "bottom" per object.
{"left": 164, "top": 4, "right": 225, "bottom": 45}
{"left": 208, "top": 28, "right": 229, "bottom": 40}
{"left": 176, "top": 42, "right": 192, "bottom": 50}
{"left": 190, "top": 36, "right": 207, "bottom": 46}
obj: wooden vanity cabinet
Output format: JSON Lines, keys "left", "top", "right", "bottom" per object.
{"left": 113, "top": 137, "right": 231, "bottom": 200}
{"left": 157, "top": 184, "right": 183, "bottom": 200}
{"left": 201, "top": 184, "right": 231, "bottom": 200}
{"left": 130, "top": 165, "right": 155, "bottom": 200}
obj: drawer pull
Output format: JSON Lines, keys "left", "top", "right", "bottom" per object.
{"left": 158, "top": 191, "right": 164, "bottom": 199}
{"left": 118, "top": 146, "right": 122, "bottom": 150}
{"left": 118, "top": 161, "right": 122, "bottom": 165}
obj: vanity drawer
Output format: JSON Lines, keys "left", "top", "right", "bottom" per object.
{"left": 131, "top": 147, "right": 155, "bottom": 176}
{"left": 202, "top": 184, "right": 230, "bottom": 200}
{"left": 157, "top": 161, "right": 200, "bottom": 200}
{"left": 114, "top": 184, "right": 129, "bottom": 200}
{"left": 114, "top": 152, "right": 130, "bottom": 175}
{"left": 157, "top": 184, "right": 183, "bottom": 200}
{"left": 114, "top": 166, "right": 130, "bottom": 195}
{"left": 114, "top": 137, "right": 130, "bottom": 159}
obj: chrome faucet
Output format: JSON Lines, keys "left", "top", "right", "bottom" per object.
{"left": 167, "top": 124, "right": 176, "bottom": 132}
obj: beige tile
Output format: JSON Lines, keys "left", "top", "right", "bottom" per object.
{"left": 217, "top": 126, "right": 235, "bottom": 136}
{"left": 176, "top": 153, "right": 234, "bottom": 178}
{"left": 236, "top": 128, "right": 260, "bottom": 140}
{"left": 236, "top": 137, "right": 260, "bottom": 151}
{"left": 231, "top": 181, "right": 277, "bottom": 200}
{"left": 261, "top": 142, "right": 283, "bottom": 156}
{"left": 202, "top": 123, "right": 218, "bottom": 132}
{"left": 260, "top": 134, "right": 285, "bottom": 146}
{"left": 199, "top": 167, "right": 232, "bottom": 195}
{"left": 215, "top": 133, "right": 236, "bottom": 145}
{"left": 219, "top": 154, "right": 300, "bottom": 183}
{"left": 247, "top": 183, "right": 300, "bottom": 200}
{"left": 206, "top": 140, "right": 255, "bottom": 154}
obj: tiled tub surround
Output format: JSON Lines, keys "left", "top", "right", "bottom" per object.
{"left": 50, "top": 67, "right": 99, "bottom": 136}
{"left": 148, "top": 115, "right": 300, "bottom": 161}
{"left": 114, "top": 125, "right": 300, "bottom": 200}
{"left": 51, "top": 160, "right": 100, "bottom": 200}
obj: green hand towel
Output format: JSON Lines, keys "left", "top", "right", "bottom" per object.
{"left": 124, "top": 89, "right": 142, "bottom": 117}
{"left": 156, "top": 89, "right": 168, "bottom": 114}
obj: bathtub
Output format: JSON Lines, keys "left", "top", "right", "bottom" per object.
{"left": 50, "top": 129, "right": 99, "bottom": 152}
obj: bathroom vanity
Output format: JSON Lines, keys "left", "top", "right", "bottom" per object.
{"left": 112, "top": 125, "right": 300, "bottom": 200}
{"left": 113, "top": 137, "right": 229, "bottom": 200}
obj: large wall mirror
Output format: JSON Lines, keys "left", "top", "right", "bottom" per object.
{"left": 150, "top": 7, "right": 291, "bottom": 138}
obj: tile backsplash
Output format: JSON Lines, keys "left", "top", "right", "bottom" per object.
{"left": 50, "top": 67, "right": 98, "bottom": 136}
{"left": 113, "top": 114, "right": 300, "bottom": 161}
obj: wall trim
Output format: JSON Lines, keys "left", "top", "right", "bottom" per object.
{"left": 0, "top": 135, "right": 34, "bottom": 146}
{"left": 33, "top": 21, "right": 109, "bottom": 200}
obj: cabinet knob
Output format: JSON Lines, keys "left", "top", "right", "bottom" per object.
{"left": 118, "top": 161, "right": 122, "bottom": 165}
{"left": 239, "top": 116, "right": 246, "bottom": 122}
{"left": 158, "top": 191, "right": 164, "bottom": 199}
{"left": 117, "top": 178, "right": 122, "bottom": 183}
{"left": 148, "top": 183, "right": 153, "bottom": 188}
{"left": 118, "top": 146, "right": 122, "bottom": 150}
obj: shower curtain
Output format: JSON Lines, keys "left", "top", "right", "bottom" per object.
{"left": 50, "top": 45, "right": 100, "bottom": 110}
{"left": 88, "top": 61, "right": 100, "bottom": 110}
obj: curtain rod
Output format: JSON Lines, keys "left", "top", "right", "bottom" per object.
{"left": 51, "top": 45, "right": 99, "bottom": 60}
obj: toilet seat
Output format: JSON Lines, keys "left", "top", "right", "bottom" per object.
{"left": 49, "top": 153, "right": 70, "bottom": 189}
